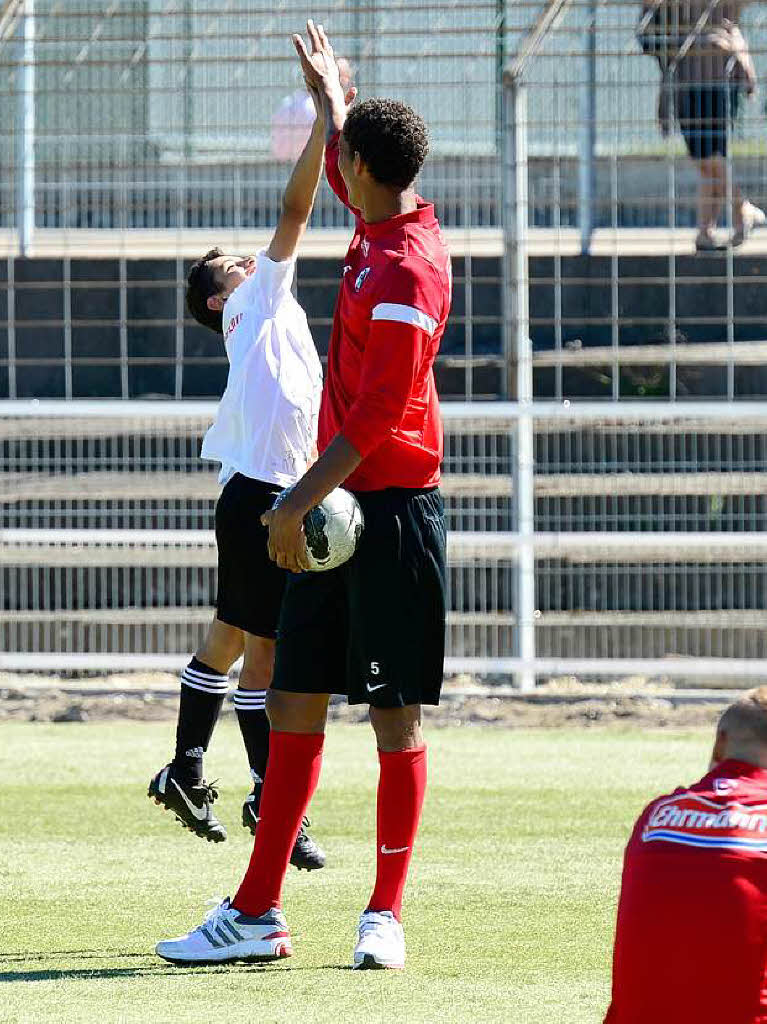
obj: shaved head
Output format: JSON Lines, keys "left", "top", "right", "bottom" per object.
{"left": 713, "top": 686, "right": 767, "bottom": 767}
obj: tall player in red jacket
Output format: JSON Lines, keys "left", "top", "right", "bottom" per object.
{"left": 605, "top": 687, "right": 767, "bottom": 1024}
{"left": 156, "top": 21, "right": 452, "bottom": 970}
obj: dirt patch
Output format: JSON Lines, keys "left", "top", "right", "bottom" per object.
{"left": 0, "top": 671, "right": 730, "bottom": 729}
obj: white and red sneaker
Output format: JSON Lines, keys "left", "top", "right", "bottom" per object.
{"left": 155, "top": 898, "right": 292, "bottom": 964}
{"left": 352, "top": 910, "right": 405, "bottom": 970}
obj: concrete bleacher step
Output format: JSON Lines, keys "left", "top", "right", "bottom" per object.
{"left": 4, "top": 608, "right": 765, "bottom": 664}
{"left": 4, "top": 609, "right": 767, "bottom": 629}
{"left": 4, "top": 469, "right": 766, "bottom": 502}
{"left": 533, "top": 340, "right": 767, "bottom": 367}
{"left": 2, "top": 530, "right": 764, "bottom": 566}
{"left": 0, "top": 608, "right": 513, "bottom": 626}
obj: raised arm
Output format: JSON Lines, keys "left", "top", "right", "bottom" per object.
{"left": 293, "top": 22, "right": 360, "bottom": 213}
{"left": 293, "top": 21, "right": 352, "bottom": 145}
{"left": 265, "top": 83, "right": 325, "bottom": 263}
{"left": 719, "top": 20, "right": 757, "bottom": 95}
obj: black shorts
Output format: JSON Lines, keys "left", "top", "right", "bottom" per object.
{"left": 272, "top": 487, "right": 447, "bottom": 708}
{"left": 215, "top": 473, "right": 286, "bottom": 638}
{"left": 676, "top": 83, "right": 740, "bottom": 160}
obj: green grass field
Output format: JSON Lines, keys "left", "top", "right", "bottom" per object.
{"left": 1, "top": 721, "right": 712, "bottom": 1024}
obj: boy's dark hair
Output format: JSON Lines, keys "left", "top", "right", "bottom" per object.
{"left": 186, "top": 247, "right": 225, "bottom": 335}
{"left": 343, "top": 98, "right": 428, "bottom": 190}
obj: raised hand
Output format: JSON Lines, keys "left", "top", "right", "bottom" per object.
{"left": 292, "top": 19, "right": 342, "bottom": 99}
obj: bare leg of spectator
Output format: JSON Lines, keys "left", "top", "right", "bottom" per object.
{"left": 696, "top": 155, "right": 765, "bottom": 250}
{"left": 695, "top": 156, "right": 728, "bottom": 250}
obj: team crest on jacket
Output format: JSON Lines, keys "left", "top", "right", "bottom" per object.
{"left": 354, "top": 267, "right": 371, "bottom": 292}
{"left": 714, "top": 778, "right": 737, "bottom": 794}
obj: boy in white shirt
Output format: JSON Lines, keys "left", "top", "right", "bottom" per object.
{"left": 149, "top": 69, "right": 354, "bottom": 870}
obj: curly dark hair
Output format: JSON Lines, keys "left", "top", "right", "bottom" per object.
{"left": 186, "top": 247, "right": 225, "bottom": 335}
{"left": 343, "top": 98, "right": 428, "bottom": 190}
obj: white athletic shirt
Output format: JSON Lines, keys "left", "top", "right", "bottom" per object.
{"left": 200, "top": 250, "right": 322, "bottom": 488}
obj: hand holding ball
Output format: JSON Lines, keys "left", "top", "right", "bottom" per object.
{"left": 273, "top": 486, "right": 364, "bottom": 572}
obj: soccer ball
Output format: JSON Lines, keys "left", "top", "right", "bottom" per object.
{"left": 275, "top": 486, "right": 364, "bottom": 572}
{"left": 302, "top": 487, "right": 364, "bottom": 571}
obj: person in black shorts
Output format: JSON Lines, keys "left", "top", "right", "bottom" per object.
{"left": 147, "top": 72, "right": 355, "bottom": 869}
{"left": 155, "top": 21, "right": 452, "bottom": 972}
{"left": 276, "top": 487, "right": 447, "bottom": 712}
{"left": 640, "top": 2, "right": 763, "bottom": 251}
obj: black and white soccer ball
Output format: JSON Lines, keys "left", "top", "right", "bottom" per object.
{"left": 275, "top": 486, "right": 364, "bottom": 572}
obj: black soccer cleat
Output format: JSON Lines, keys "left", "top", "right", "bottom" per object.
{"left": 291, "top": 818, "right": 327, "bottom": 872}
{"left": 148, "top": 763, "right": 227, "bottom": 843}
{"left": 242, "top": 784, "right": 326, "bottom": 871}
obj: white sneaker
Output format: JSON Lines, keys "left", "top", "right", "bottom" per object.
{"left": 155, "top": 898, "right": 293, "bottom": 964}
{"left": 352, "top": 910, "right": 405, "bottom": 970}
{"left": 732, "top": 203, "right": 766, "bottom": 247}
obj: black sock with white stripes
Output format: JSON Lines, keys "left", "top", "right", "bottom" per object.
{"left": 233, "top": 688, "right": 270, "bottom": 784}
{"left": 171, "top": 657, "right": 229, "bottom": 784}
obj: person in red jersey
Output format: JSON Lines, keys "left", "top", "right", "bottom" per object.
{"left": 156, "top": 20, "right": 451, "bottom": 970}
{"left": 605, "top": 686, "right": 767, "bottom": 1024}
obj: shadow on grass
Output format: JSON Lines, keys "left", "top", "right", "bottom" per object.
{"left": 0, "top": 952, "right": 148, "bottom": 964}
{"left": 0, "top": 957, "right": 354, "bottom": 983}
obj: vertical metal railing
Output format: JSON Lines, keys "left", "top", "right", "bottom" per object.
{"left": 1, "top": 4, "right": 765, "bottom": 406}
{"left": 7, "top": 254, "right": 16, "bottom": 399}
{"left": 15, "top": 0, "right": 34, "bottom": 256}
{"left": 578, "top": 0, "right": 596, "bottom": 256}
{"left": 724, "top": 54, "right": 736, "bottom": 400}
{"left": 503, "top": 71, "right": 536, "bottom": 691}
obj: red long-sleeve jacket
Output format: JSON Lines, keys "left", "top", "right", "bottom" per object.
{"left": 318, "top": 131, "right": 452, "bottom": 491}
{"left": 605, "top": 758, "right": 767, "bottom": 1024}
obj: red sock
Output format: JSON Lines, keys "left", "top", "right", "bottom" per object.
{"left": 233, "top": 730, "right": 324, "bottom": 917}
{"left": 367, "top": 745, "right": 427, "bottom": 921}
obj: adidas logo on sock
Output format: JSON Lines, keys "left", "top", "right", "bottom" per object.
{"left": 250, "top": 770, "right": 263, "bottom": 784}
{"left": 185, "top": 746, "right": 204, "bottom": 759}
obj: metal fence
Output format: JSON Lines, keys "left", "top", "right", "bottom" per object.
{"left": 3, "top": 400, "right": 767, "bottom": 688}
{"left": 3, "top": 1, "right": 767, "bottom": 232}
{"left": 0, "top": 252, "right": 505, "bottom": 403}
{"left": 504, "top": 0, "right": 767, "bottom": 402}
{"left": 1, "top": 0, "right": 514, "bottom": 234}
{"left": 2, "top": 3, "right": 767, "bottom": 687}
{"left": 0, "top": 401, "right": 515, "bottom": 672}
{"left": 3, "top": 2, "right": 767, "bottom": 401}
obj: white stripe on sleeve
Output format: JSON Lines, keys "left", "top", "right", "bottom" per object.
{"left": 371, "top": 302, "right": 438, "bottom": 336}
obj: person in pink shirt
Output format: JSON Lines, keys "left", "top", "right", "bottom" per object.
{"left": 271, "top": 56, "right": 352, "bottom": 162}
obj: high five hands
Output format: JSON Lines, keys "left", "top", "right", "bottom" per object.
{"left": 293, "top": 20, "right": 357, "bottom": 111}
